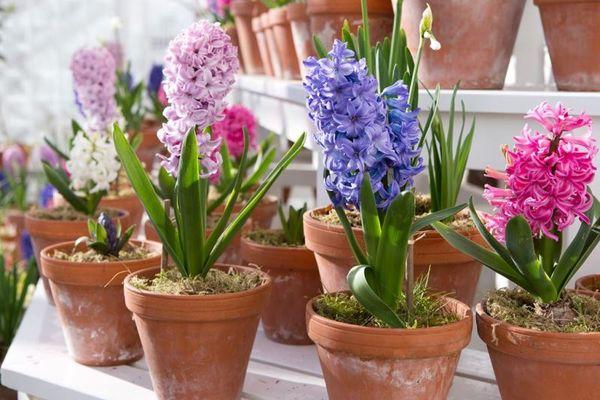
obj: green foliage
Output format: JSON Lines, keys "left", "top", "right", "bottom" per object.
{"left": 334, "top": 175, "right": 466, "bottom": 327}
{"left": 278, "top": 202, "right": 307, "bottom": 246}
{"left": 0, "top": 256, "right": 37, "bottom": 357}
{"left": 260, "top": 0, "right": 294, "bottom": 9}
{"left": 77, "top": 212, "right": 135, "bottom": 257}
{"left": 0, "top": 167, "right": 27, "bottom": 211}
{"left": 114, "top": 124, "right": 306, "bottom": 278}
{"left": 426, "top": 84, "right": 475, "bottom": 212}
{"left": 432, "top": 197, "right": 600, "bottom": 304}
{"left": 115, "top": 66, "right": 145, "bottom": 137}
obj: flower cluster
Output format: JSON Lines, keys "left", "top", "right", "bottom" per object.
{"left": 484, "top": 102, "right": 596, "bottom": 241}
{"left": 207, "top": 0, "right": 232, "bottom": 21}
{"left": 157, "top": 21, "right": 239, "bottom": 177}
{"left": 2, "top": 145, "right": 26, "bottom": 177}
{"left": 212, "top": 104, "right": 258, "bottom": 158}
{"left": 70, "top": 47, "right": 120, "bottom": 133}
{"left": 303, "top": 40, "right": 422, "bottom": 209}
{"left": 148, "top": 64, "right": 167, "bottom": 105}
{"left": 67, "top": 132, "right": 121, "bottom": 195}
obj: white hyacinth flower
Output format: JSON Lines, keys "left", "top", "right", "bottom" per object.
{"left": 419, "top": 4, "right": 441, "bottom": 51}
{"left": 67, "top": 131, "right": 121, "bottom": 195}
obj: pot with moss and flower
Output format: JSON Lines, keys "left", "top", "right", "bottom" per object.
{"left": 240, "top": 202, "right": 321, "bottom": 345}
{"left": 114, "top": 20, "right": 307, "bottom": 399}
{"left": 433, "top": 102, "right": 600, "bottom": 399}
{"left": 40, "top": 213, "right": 160, "bottom": 366}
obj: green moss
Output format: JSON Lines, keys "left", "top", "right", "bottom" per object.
{"left": 313, "top": 279, "right": 458, "bottom": 329}
{"left": 29, "top": 206, "right": 121, "bottom": 221}
{"left": 51, "top": 243, "right": 157, "bottom": 263}
{"left": 245, "top": 229, "right": 303, "bottom": 247}
{"left": 485, "top": 288, "right": 600, "bottom": 333}
{"left": 130, "top": 267, "right": 264, "bottom": 295}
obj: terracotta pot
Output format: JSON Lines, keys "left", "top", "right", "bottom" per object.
{"left": 225, "top": 25, "right": 244, "bottom": 73}
{"left": 287, "top": 2, "right": 315, "bottom": 78}
{"left": 575, "top": 274, "right": 600, "bottom": 299}
{"left": 304, "top": 207, "right": 483, "bottom": 304}
{"left": 269, "top": 6, "right": 301, "bottom": 80}
{"left": 401, "top": 0, "right": 525, "bottom": 89}
{"left": 231, "top": 0, "right": 266, "bottom": 75}
{"left": 477, "top": 301, "right": 600, "bottom": 399}
{"left": 240, "top": 235, "right": 321, "bottom": 344}
{"left": 306, "top": 0, "right": 394, "bottom": 50}
{"left": 135, "top": 119, "right": 163, "bottom": 172}
{"left": 5, "top": 209, "right": 25, "bottom": 260}
{"left": 124, "top": 265, "right": 271, "bottom": 399}
{"left": 262, "top": 12, "right": 283, "bottom": 79}
{"left": 100, "top": 193, "right": 143, "bottom": 237}
{"left": 25, "top": 208, "right": 131, "bottom": 305}
{"left": 307, "top": 294, "right": 472, "bottom": 399}
{"left": 252, "top": 15, "right": 274, "bottom": 76}
{"left": 535, "top": 0, "right": 600, "bottom": 91}
{"left": 249, "top": 194, "right": 278, "bottom": 229}
{"left": 40, "top": 240, "right": 161, "bottom": 366}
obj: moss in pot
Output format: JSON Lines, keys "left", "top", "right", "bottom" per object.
{"left": 40, "top": 213, "right": 160, "bottom": 366}
{"left": 433, "top": 101, "right": 600, "bottom": 400}
{"left": 241, "top": 203, "right": 322, "bottom": 345}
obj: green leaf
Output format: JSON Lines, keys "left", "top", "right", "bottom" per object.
{"left": 175, "top": 128, "right": 205, "bottom": 276}
{"left": 375, "top": 191, "right": 414, "bottom": 307}
{"left": 158, "top": 167, "right": 176, "bottom": 202}
{"left": 220, "top": 141, "right": 234, "bottom": 183}
{"left": 242, "top": 147, "right": 276, "bottom": 192}
{"left": 43, "top": 137, "right": 70, "bottom": 161}
{"left": 42, "top": 162, "right": 89, "bottom": 215}
{"left": 359, "top": 175, "right": 381, "bottom": 265}
{"left": 313, "top": 35, "right": 328, "bottom": 58}
{"left": 113, "top": 124, "right": 186, "bottom": 274}
{"left": 410, "top": 203, "right": 467, "bottom": 234}
{"left": 348, "top": 265, "right": 403, "bottom": 328}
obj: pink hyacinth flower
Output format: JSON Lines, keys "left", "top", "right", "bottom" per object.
{"left": 212, "top": 104, "right": 258, "bottom": 159}
{"left": 2, "top": 145, "right": 26, "bottom": 177}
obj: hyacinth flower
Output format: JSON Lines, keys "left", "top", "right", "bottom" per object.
{"left": 147, "top": 64, "right": 167, "bottom": 122}
{"left": 433, "top": 102, "right": 599, "bottom": 303}
{"left": 1, "top": 144, "right": 28, "bottom": 211}
{"left": 303, "top": 1, "right": 466, "bottom": 326}
{"left": 76, "top": 212, "right": 135, "bottom": 257}
{"left": 114, "top": 20, "right": 306, "bottom": 278}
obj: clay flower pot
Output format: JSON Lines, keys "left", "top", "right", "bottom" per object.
{"left": 225, "top": 25, "right": 244, "bottom": 73}
{"left": 535, "top": 0, "right": 600, "bottom": 91}
{"left": 5, "top": 209, "right": 25, "bottom": 259}
{"left": 100, "top": 193, "right": 144, "bottom": 236}
{"left": 231, "top": 0, "right": 266, "bottom": 75}
{"left": 135, "top": 119, "right": 164, "bottom": 172}
{"left": 306, "top": 0, "right": 394, "bottom": 50}
{"left": 240, "top": 235, "right": 321, "bottom": 344}
{"left": 252, "top": 15, "right": 275, "bottom": 76}
{"left": 269, "top": 6, "right": 301, "bottom": 80}
{"left": 40, "top": 240, "right": 161, "bottom": 366}
{"left": 477, "top": 301, "right": 600, "bottom": 399}
{"left": 287, "top": 2, "right": 315, "bottom": 78}
{"left": 124, "top": 265, "right": 271, "bottom": 399}
{"left": 575, "top": 274, "right": 600, "bottom": 299}
{"left": 262, "top": 12, "right": 283, "bottom": 79}
{"left": 307, "top": 295, "right": 472, "bottom": 399}
{"left": 249, "top": 194, "right": 278, "bottom": 229}
{"left": 304, "top": 207, "right": 483, "bottom": 304}
{"left": 401, "top": 0, "right": 526, "bottom": 89}
{"left": 25, "top": 208, "right": 131, "bottom": 305}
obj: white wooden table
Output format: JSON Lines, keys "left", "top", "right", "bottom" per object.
{"left": 1, "top": 284, "right": 500, "bottom": 399}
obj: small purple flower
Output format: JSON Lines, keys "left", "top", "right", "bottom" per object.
{"left": 38, "top": 184, "right": 55, "bottom": 209}
{"left": 98, "top": 212, "right": 118, "bottom": 252}
{"left": 39, "top": 144, "right": 59, "bottom": 167}
{"left": 20, "top": 230, "right": 34, "bottom": 261}
{"left": 148, "top": 64, "right": 164, "bottom": 95}
{"left": 2, "top": 145, "right": 26, "bottom": 177}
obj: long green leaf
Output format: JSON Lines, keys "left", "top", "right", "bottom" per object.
{"left": 44, "top": 137, "right": 70, "bottom": 161}
{"left": 359, "top": 175, "right": 381, "bottom": 265}
{"left": 42, "top": 162, "right": 89, "bottom": 214}
{"left": 410, "top": 203, "right": 466, "bottom": 234}
{"left": 313, "top": 35, "right": 328, "bottom": 58}
{"left": 242, "top": 147, "right": 276, "bottom": 192}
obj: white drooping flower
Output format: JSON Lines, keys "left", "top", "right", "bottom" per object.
{"left": 67, "top": 131, "right": 121, "bottom": 195}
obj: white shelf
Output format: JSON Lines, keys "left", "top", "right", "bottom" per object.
{"left": 2, "top": 284, "right": 499, "bottom": 400}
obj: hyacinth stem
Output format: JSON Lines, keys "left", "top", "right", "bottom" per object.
{"left": 161, "top": 199, "right": 171, "bottom": 272}
{"left": 537, "top": 232, "right": 562, "bottom": 276}
{"left": 408, "top": 37, "right": 424, "bottom": 109}
{"left": 405, "top": 242, "right": 414, "bottom": 319}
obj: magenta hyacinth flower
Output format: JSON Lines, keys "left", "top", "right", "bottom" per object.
{"left": 157, "top": 20, "right": 239, "bottom": 177}
{"left": 2, "top": 145, "right": 26, "bottom": 177}
{"left": 483, "top": 102, "right": 596, "bottom": 242}
{"left": 212, "top": 104, "right": 258, "bottom": 158}
{"left": 70, "top": 46, "right": 119, "bottom": 133}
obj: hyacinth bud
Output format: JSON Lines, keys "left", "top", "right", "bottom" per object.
{"left": 419, "top": 4, "right": 441, "bottom": 51}
{"left": 98, "top": 212, "right": 118, "bottom": 250}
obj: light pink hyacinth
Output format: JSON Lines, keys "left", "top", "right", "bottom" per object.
{"left": 2, "top": 145, "right": 26, "bottom": 177}
{"left": 212, "top": 104, "right": 257, "bottom": 158}
{"left": 483, "top": 102, "right": 596, "bottom": 242}
{"left": 157, "top": 20, "right": 240, "bottom": 177}
{"left": 71, "top": 47, "right": 119, "bottom": 132}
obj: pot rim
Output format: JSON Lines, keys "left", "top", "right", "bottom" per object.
{"left": 240, "top": 235, "right": 317, "bottom": 271}
{"left": 286, "top": 1, "right": 307, "bottom": 21}
{"left": 25, "top": 207, "right": 129, "bottom": 225}
{"left": 534, "top": 0, "right": 594, "bottom": 5}
{"left": 240, "top": 231, "right": 308, "bottom": 251}
{"left": 575, "top": 274, "right": 600, "bottom": 291}
{"left": 306, "top": 0, "right": 393, "bottom": 15}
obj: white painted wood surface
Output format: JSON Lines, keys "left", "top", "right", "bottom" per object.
{"left": 2, "top": 284, "right": 499, "bottom": 399}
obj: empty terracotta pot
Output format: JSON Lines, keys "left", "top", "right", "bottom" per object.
{"left": 135, "top": 119, "right": 163, "bottom": 172}
{"left": 5, "top": 209, "right": 25, "bottom": 260}
{"left": 252, "top": 15, "right": 275, "bottom": 76}
{"left": 477, "top": 301, "right": 600, "bottom": 399}
{"left": 100, "top": 193, "right": 144, "bottom": 237}
{"left": 287, "top": 2, "right": 315, "bottom": 77}
{"left": 262, "top": 12, "right": 283, "bottom": 78}
{"left": 269, "top": 6, "right": 301, "bottom": 80}
{"left": 240, "top": 235, "right": 321, "bottom": 344}
{"left": 402, "top": 0, "right": 526, "bottom": 89}
{"left": 535, "top": 0, "right": 600, "bottom": 91}
{"left": 304, "top": 207, "right": 483, "bottom": 304}
{"left": 25, "top": 208, "right": 130, "bottom": 305}
{"left": 307, "top": 294, "right": 472, "bottom": 399}
{"left": 231, "top": 0, "right": 266, "bottom": 75}
{"left": 306, "top": 0, "right": 394, "bottom": 50}
{"left": 575, "top": 274, "right": 600, "bottom": 300}
{"left": 225, "top": 25, "right": 244, "bottom": 73}
{"left": 41, "top": 240, "right": 161, "bottom": 366}
{"left": 124, "top": 265, "right": 271, "bottom": 400}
